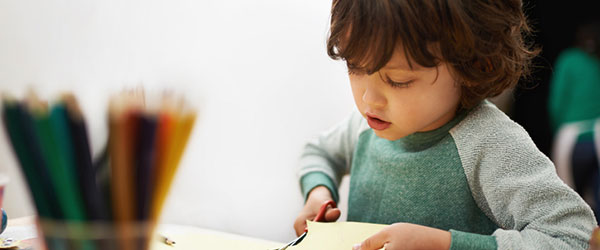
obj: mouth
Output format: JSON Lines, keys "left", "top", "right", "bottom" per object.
{"left": 366, "top": 113, "right": 391, "bottom": 130}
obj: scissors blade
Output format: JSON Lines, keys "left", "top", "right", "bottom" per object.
{"left": 276, "top": 200, "right": 336, "bottom": 249}
{"left": 274, "top": 232, "right": 306, "bottom": 250}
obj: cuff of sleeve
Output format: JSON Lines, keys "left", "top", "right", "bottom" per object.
{"left": 449, "top": 229, "right": 497, "bottom": 250}
{"left": 300, "top": 171, "right": 339, "bottom": 203}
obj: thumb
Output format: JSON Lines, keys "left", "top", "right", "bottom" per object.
{"left": 324, "top": 208, "right": 341, "bottom": 222}
{"left": 353, "top": 230, "right": 388, "bottom": 250}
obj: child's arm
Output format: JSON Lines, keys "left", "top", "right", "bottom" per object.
{"left": 297, "top": 110, "right": 367, "bottom": 201}
{"left": 450, "top": 103, "right": 597, "bottom": 249}
{"left": 295, "top": 111, "right": 367, "bottom": 234}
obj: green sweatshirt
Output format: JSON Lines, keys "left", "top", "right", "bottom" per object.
{"left": 548, "top": 48, "right": 600, "bottom": 135}
{"left": 298, "top": 101, "right": 596, "bottom": 250}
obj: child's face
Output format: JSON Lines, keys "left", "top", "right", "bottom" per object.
{"left": 349, "top": 46, "right": 462, "bottom": 141}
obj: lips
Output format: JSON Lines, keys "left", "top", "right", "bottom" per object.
{"left": 366, "top": 113, "right": 391, "bottom": 130}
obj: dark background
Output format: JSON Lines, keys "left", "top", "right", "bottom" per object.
{"left": 513, "top": 0, "right": 600, "bottom": 156}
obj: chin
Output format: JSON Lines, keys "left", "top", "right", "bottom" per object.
{"left": 372, "top": 130, "right": 408, "bottom": 141}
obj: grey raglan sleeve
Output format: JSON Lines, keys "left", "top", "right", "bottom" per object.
{"left": 451, "top": 103, "right": 597, "bottom": 250}
{"left": 297, "top": 111, "right": 367, "bottom": 202}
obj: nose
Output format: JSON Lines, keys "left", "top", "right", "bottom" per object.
{"left": 362, "top": 78, "right": 387, "bottom": 109}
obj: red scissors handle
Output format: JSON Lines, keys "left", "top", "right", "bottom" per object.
{"left": 304, "top": 200, "right": 337, "bottom": 233}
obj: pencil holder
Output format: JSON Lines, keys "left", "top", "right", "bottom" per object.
{"left": 1, "top": 91, "right": 196, "bottom": 250}
{"left": 36, "top": 218, "right": 158, "bottom": 250}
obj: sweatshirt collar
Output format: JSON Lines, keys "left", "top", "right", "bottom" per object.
{"left": 392, "top": 108, "right": 468, "bottom": 152}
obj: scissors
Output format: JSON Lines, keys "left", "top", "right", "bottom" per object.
{"left": 274, "top": 200, "right": 337, "bottom": 250}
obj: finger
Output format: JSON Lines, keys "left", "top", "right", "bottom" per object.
{"left": 293, "top": 218, "right": 307, "bottom": 236}
{"left": 354, "top": 229, "right": 389, "bottom": 250}
{"left": 590, "top": 227, "right": 600, "bottom": 250}
{"left": 324, "top": 208, "right": 341, "bottom": 222}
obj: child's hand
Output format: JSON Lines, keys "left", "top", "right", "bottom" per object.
{"left": 294, "top": 186, "right": 341, "bottom": 236}
{"left": 589, "top": 227, "right": 600, "bottom": 250}
{"left": 352, "top": 223, "right": 451, "bottom": 250}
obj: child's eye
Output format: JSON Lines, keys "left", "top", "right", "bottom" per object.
{"left": 385, "top": 76, "right": 414, "bottom": 88}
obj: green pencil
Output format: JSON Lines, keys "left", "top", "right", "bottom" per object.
{"left": 1, "top": 100, "right": 53, "bottom": 217}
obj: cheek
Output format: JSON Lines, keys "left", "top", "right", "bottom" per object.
{"left": 438, "top": 79, "right": 462, "bottom": 106}
{"left": 435, "top": 83, "right": 460, "bottom": 104}
{"left": 422, "top": 67, "right": 462, "bottom": 108}
{"left": 395, "top": 69, "right": 460, "bottom": 124}
{"left": 438, "top": 66, "right": 462, "bottom": 103}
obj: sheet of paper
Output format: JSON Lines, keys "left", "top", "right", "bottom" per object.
{"left": 150, "top": 221, "right": 387, "bottom": 250}
{"left": 288, "top": 221, "right": 387, "bottom": 250}
{"left": 151, "top": 233, "right": 282, "bottom": 250}
{"left": 151, "top": 224, "right": 282, "bottom": 250}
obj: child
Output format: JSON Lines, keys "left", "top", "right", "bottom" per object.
{"left": 295, "top": 0, "right": 597, "bottom": 249}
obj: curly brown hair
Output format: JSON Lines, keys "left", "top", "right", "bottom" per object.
{"left": 327, "top": 0, "right": 539, "bottom": 109}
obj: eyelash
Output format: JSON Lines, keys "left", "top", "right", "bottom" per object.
{"left": 347, "top": 62, "right": 414, "bottom": 88}
{"left": 385, "top": 77, "right": 414, "bottom": 88}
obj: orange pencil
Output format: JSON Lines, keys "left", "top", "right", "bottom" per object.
{"left": 151, "top": 97, "right": 196, "bottom": 220}
{"left": 109, "top": 90, "right": 143, "bottom": 250}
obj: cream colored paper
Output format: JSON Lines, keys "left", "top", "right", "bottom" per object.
{"left": 150, "top": 221, "right": 387, "bottom": 250}
{"left": 150, "top": 224, "right": 282, "bottom": 250}
{"left": 288, "top": 221, "right": 387, "bottom": 250}
{"left": 151, "top": 232, "right": 282, "bottom": 250}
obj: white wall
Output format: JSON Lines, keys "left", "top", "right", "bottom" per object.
{"left": 0, "top": 0, "right": 355, "bottom": 242}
